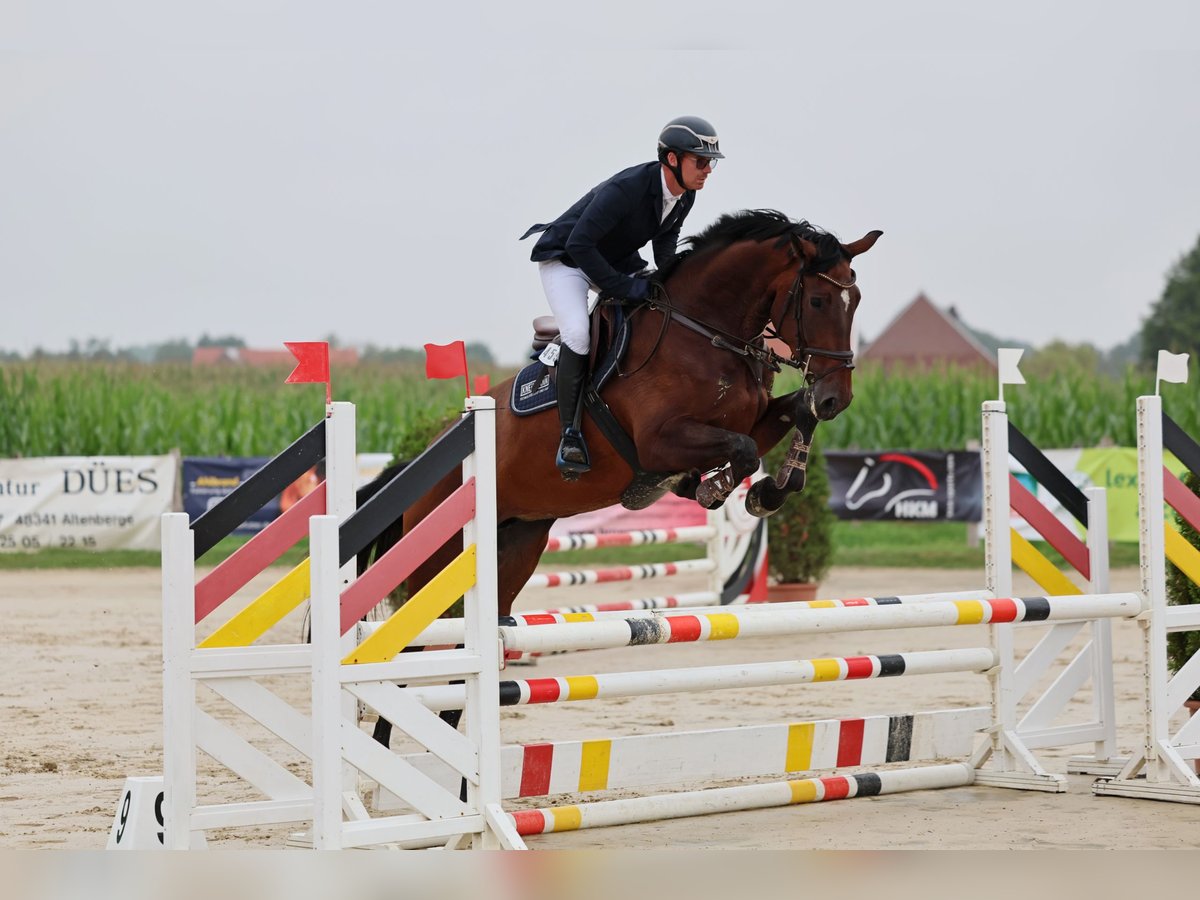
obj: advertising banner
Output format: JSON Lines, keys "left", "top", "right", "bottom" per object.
{"left": 1073, "top": 448, "right": 1137, "bottom": 543}
{"left": 182, "top": 457, "right": 275, "bottom": 535}
{"left": 182, "top": 453, "right": 404, "bottom": 537}
{"left": 826, "top": 450, "right": 983, "bottom": 522}
{"left": 177, "top": 448, "right": 1189, "bottom": 546}
{"left": 1023, "top": 447, "right": 1190, "bottom": 544}
{"left": 0, "top": 455, "right": 177, "bottom": 552}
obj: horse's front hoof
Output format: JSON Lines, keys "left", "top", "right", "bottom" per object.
{"left": 744, "top": 483, "right": 781, "bottom": 519}
{"left": 694, "top": 466, "right": 737, "bottom": 510}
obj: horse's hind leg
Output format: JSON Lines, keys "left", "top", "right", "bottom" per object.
{"left": 638, "top": 422, "right": 762, "bottom": 508}
{"left": 497, "top": 518, "right": 556, "bottom": 616}
{"left": 620, "top": 471, "right": 672, "bottom": 510}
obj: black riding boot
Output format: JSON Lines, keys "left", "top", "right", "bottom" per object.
{"left": 555, "top": 346, "right": 591, "bottom": 480}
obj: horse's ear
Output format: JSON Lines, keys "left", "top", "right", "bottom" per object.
{"left": 796, "top": 237, "right": 819, "bottom": 261}
{"left": 842, "top": 230, "right": 883, "bottom": 258}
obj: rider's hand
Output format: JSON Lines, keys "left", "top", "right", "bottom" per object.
{"left": 625, "top": 276, "right": 652, "bottom": 301}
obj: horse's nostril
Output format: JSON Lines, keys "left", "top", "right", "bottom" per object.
{"left": 818, "top": 395, "right": 842, "bottom": 419}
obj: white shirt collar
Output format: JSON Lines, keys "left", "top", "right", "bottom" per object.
{"left": 660, "top": 168, "right": 682, "bottom": 221}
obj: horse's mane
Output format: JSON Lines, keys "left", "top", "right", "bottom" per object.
{"left": 658, "top": 209, "right": 844, "bottom": 282}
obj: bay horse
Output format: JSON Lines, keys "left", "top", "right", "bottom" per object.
{"left": 364, "top": 210, "right": 881, "bottom": 618}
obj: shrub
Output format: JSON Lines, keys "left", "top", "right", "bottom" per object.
{"left": 761, "top": 436, "right": 835, "bottom": 584}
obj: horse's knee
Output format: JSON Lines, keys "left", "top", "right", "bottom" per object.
{"left": 731, "top": 435, "right": 761, "bottom": 477}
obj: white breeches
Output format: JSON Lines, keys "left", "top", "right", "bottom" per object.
{"left": 538, "top": 260, "right": 596, "bottom": 354}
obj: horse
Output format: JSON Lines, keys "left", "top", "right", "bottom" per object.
{"left": 363, "top": 210, "right": 881, "bottom": 618}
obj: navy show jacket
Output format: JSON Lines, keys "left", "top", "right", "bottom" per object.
{"left": 520, "top": 161, "right": 695, "bottom": 299}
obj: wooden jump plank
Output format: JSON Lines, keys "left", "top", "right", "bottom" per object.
{"left": 1009, "top": 474, "right": 1090, "bottom": 580}
{"left": 195, "top": 483, "right": 326, "bottom": 624}
{"left": 339, "top": 479, "right": 476, "bottom": 633}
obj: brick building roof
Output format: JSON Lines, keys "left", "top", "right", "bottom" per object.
{"left": 859, "top": 293, "right": 996, "bottom": 372}
{"left": 191, "top": 347, "right": 359, "bottom": 366}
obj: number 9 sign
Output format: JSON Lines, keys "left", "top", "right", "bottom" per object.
{"left": 106, "top": 777, "right": 164, "bottom": 849}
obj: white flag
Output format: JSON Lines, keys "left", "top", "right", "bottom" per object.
{"left": 1157, "top": 350, "right": 1190, "bottom": 386}
{"left": 997, "top": 348, "right": 1025, "bottom": 385}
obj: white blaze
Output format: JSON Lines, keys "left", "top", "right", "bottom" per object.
{"left": 840, "top": 289, "right": 851, "bottom": 312}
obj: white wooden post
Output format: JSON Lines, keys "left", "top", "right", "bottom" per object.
{"left": 161, "top": 512, "right": 197, "bottom": 850}
{"left": 1140, "top": 395, "right": 1173, "bottom": 780}
{"left": 461, "top": 395, "right": 507, "bottom": 847}
{"left": 705, "top": 504, "right": 725, "bottom": 600}
{"left": 324, "top": 400, "right": 359, "bottom": 801}
{"left": 309, "top": 514, "right": 344, "bottom": 849}
{"left": 1085, "top": 485, "right": 1118, "bottom": 763}
{"left": 980, "top": 400, "right": 1015, "bottom": 768}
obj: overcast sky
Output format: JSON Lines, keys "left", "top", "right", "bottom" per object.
{"left": 3, "top": 1, "right": 1198, "bottom": 364}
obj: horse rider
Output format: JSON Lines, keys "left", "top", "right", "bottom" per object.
{"left": 520, "top": 115, "right": 724, "bottom": 479}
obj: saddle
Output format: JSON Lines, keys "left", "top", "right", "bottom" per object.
{"left": 510, "top": 304, "right": 631, "bottom": 417}
{"left": 512, "top": 298, "right": 741, "bottom": 512}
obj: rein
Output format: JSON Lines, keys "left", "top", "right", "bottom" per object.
{"left": 616, "top": 248, "right": 857, "bottom": 384}
{"left": 612, "top": 285, "right": 784, "bottom": 380}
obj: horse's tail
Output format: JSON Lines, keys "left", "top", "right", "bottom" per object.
{"left": 355, "top": 459, "right": 410, "bottom": 576}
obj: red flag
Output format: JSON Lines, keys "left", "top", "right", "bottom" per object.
{"left": 424, "top": 340, "right": 470, "bottom": 399}
{"left": 474, "top": 374, "right": 490, "bottom": 395}
{"left": 284, "top": 341, "right": 331, "bottom": 403}
{"left": 284, "top": 341, "right": 330, "bottom": 383}
{"left": 424, "top": 341, "right": 467, "bottom": 379}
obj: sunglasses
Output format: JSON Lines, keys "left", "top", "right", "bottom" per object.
{"left": 688, "top": 154, "right": 717, "bottom": 171}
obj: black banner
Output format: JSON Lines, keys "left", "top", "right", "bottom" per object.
{"left": 825, "top": 450, "right": 982, "bottom": 522}
{"left": 182, "top": 457, "right": 277, "bottom": 535}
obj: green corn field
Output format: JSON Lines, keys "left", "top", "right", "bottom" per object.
{"left": 777, "top": 364, "right": 1197, "bottom": 451}
{"left": 0, "top": 360, "right": 1195, "bottom": 458}
{"left": 0, "top": 362, "right": 476, "bottom": 458}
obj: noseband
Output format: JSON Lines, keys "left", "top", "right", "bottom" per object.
{"left": 781, "top": 258, "right": 856, "bottom": 386}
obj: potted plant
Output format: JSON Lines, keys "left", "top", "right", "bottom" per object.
{"left": 761, "top": 435, "right": 836, "bottom": 601}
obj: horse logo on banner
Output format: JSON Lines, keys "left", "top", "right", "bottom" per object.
{"left": 843, "top": 453, "right": 940, "bottom": 519}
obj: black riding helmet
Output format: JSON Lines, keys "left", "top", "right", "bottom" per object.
{"left": 657, "top": 116, "right": 724, "bottom": 187}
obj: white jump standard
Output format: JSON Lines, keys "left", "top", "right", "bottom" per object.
{"left": 1094, "top": 388, "right": 1200, "bottom": 802}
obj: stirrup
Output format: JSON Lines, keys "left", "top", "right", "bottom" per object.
{"left": 556, "top": 428, "right": 591, "bottom": 480}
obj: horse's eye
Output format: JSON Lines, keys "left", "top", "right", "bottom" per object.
{"left": 810, "top": 295, "right": 825, "bottom": 309}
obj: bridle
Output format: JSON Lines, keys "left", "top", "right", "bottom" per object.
{"left": 613, "top": 240, "right": 857, "bottom": 383}
{"left": 773, "top": 254, "right": 857, "bottom": 386}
